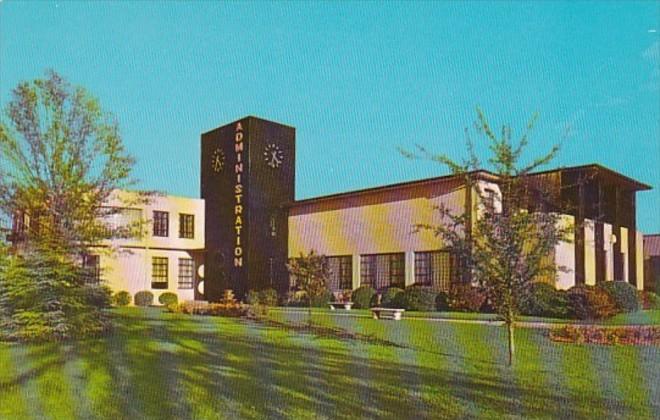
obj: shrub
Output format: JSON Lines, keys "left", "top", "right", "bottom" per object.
{"left": 336, "top": 290, "right": 352, "bottom": 303}
{"left": 0, "top": 249, "right": 111, "bottom": 342}
{"left": 169, "top": 301, "right": 248, "bottom": 317}
{"left": 400, "top": 286, "right": 437, "bottom": 311}
{"left": 284, "top": 291, "right": 308, "bottom": 307}
{"left": 567, "top": 285, "right": 617, "bottom": 320}
{"left": 112, "top": 291, "right": 131, "bottom": 306}
{"left": 310, "top": 289, "right": 335, "bottom": 307}
{"left": 158, "top": 292, "right": 178, "bottom": 306}
{"left": 638, "top": 291, "right": 660, "bottom": 310}
{"left": 448, "top": 285, "right": 488, "bottom": 312}
{"left": 352, "top": 286, "right": 376, "bottom": 309}
{"left": 597, "top": 281, "right": 640, "bottom": 313}
{"left": 246, "top": 304, "right": 269, "bottom": 319}
{"left": 259, "top": 288, "right": 279, "bottom": 306}
{"left": 246, "top": 289, "right": 261, "bottom": 305}
{"left": 435, "top": 292, "right": 450, "bottom": 311}
{"left": 519, "top": 283, "right": 570, "bottom": 319}
{"left": 380, "top": 287, "right": 404, "bottom": 308}
{"left": 220, "top": 289, "right": 238, "bottom": 305}
{"left": 81, "top": 285, "right": 113, "bottom": 309}
{"left": 134, "top": 291, "right": 154, "bottom": 307}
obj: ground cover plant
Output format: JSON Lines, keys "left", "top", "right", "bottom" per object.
{"left": 0, "top": 307, "right": 658, "bottom": 419}
{"left": 550, "top": 325, "right": 660, "bottom": 345}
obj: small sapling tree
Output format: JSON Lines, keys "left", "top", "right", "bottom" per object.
{"left": 403, "top": 108, "right": 571, "bottom": 365}
{"left": 286, "top": 250, "right": 331, "bottom": 326}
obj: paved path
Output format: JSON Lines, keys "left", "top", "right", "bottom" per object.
{"left": 268, "top": 307, "right": 652, "bottom": 329}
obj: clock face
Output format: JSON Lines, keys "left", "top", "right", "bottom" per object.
{"left": 211, "top": 148, "right": 225, "bottom": 173}
{"left": 264, "top": 143, "right": 284, "bottom": 169}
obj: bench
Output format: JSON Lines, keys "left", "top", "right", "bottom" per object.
{"left": 328, "top": 302, "right": 354, "bottom": 311}
{"left": 371, "top": 307, "right": 405, "bottom": 320}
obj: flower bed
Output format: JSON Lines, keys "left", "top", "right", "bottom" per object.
{"left": 549, "top": 325, "right": 660, "bottom": 346}
{"left": 168, "top": 301, "right": 248, "bottom": 317}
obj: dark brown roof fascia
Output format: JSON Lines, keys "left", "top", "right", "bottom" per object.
{"left": 529, "top": 163, "right": 652, "bottom": 191}
{"left": 288, "top": 170, "right": 497, "bottom": 208}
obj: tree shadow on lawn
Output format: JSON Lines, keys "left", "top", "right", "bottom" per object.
{"left": 1, "top": 342, "right": 65, "bottom": 388}
{"left": 165, "top": 321, "right": 636, "bottom": 419}
{"left": 250, "top": 317, "right": 505, "bottom": 368}
{"left": 2, "top": 311, "right": 653, "bottom": 419}
{"left": 123, "top": 313, "right": 646, "bottom": 418}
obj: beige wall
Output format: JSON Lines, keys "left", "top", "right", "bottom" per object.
{"left": 604, "top": 223, "right": 613, "bottom": 281}
{"left": 554, "top": 214, "right": 576, "bottom": 290}
{"left": 95, "top": 191, "right": 204, "bottom": 303}
{"left": 289, "top": 182, "right": 467, "bottom": 257}
{"left": 636, "top": 230, "right": 644, "bottom": 291}
{"left": 584, "top": 219, "right": 596, "bottom": 286}
{"left": 289, "top": 178, "right": 500, "bottom": 289}
{"left": 99, "top": 248, "right": 196, "bottom": 302}
{"left": 104, "top": 190, "right": 205, "bottom": 250}
{"left": 620, "top": 227, "right": 629, "bottom": 283}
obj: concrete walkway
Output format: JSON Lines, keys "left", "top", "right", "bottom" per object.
{"left": 268, "top": 307, "right": 650, "bottom": 329}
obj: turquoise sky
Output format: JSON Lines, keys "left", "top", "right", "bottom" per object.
{"left": 1, "top": 1, "right": 658, "bottom": 231}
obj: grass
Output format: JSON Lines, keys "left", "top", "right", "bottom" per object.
{"left": 0, "top": 307, "right": 658, "bottom": 419}
{"left": 272, "top": 306, "right": 660, "bottom": 325}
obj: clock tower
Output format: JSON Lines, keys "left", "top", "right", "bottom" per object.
{"left": 201, "top": 116, "right": 295, "bottom": 302}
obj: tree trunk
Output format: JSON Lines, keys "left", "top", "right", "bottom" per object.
{"left": 506, "top": 319, "right": 515, "bottom": 366}
{"left": 308, "top": 302, "right": 312, "bottom": 327}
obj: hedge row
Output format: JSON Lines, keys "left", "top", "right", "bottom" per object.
{"left": 521, "top": 281, "right": 656, "bottom": 320}
{"left": 110, "top": 291, "right": 179, "bottom": 307}
{"left": 350, "top": 285, "right": 489, "bottom": 312}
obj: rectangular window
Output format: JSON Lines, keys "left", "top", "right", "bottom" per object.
{"left": 327, "top": 256, "right": 353, "bottom": 291}
{"left": 388, "top": 253, "right": 405, "bottom": 288}
{"left": 414, "top": 250, "right": 455, "bottom": 291}
{"left": 360, "top": 253, "right": 405, "bottom": 289}
{"left": 152, "top": 257, "right": 168, "bottom": 289}
{"left": 153, "top": 211, "right": 169, "bottom": 237}
{"left": 102, "top": 207, "right": 143, "bottom": 239}
{"left": 82, "top": 254, "right": 101, "bottom": 285}
{"left": 178, "top": 258, "right": 194, "bottom": 289}
{"left": 360, "top": 255, "right": 376, "bottom": 287}
{"left": 179, "top": 214, "right": 195, "bottom": 239}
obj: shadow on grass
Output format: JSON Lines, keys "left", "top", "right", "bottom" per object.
{"left": 253, "top": 318, "right": 409, "bottom": 348}
{"left": 251, "top": 316, "right": 506, "bottom": 367}
{"left": 1, "top": 309, "right": 656, "bottom": 419}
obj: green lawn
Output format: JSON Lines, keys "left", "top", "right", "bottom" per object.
{"left": 272, "top": 307, "right": 660, "bottom": 325}
{"left": 0, "top": 308, "right": 658, "bottom": 419}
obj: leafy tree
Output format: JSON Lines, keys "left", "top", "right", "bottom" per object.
{"left": 403, "top": 108, "right": 571, "bottom": 365}
{"left": 0, "top": 70, "right": 147, "bottom": 254}
{"left": 286, "top": 250, "right": 331, "bottom": 325}
{"left": 0, "top": 70, "right": 144, "bottom": 340}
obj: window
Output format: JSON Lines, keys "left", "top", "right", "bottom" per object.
{"left": 179, "top": 214, "right": 195, "bottom": 239}
{"left": 102, "top": 207, "right": 143, "bottom": 238}
{"left": 178, "top": 258, "right": 194, "bottom": 289}
{"left": 153, "top": 211, "right": 169, "bottom": 237}
{"left": 360, "top": 253, "right": 405, "bottom": 289}
{"left": 327, "top": 256, "right": 352, "bottom": 290}
{"left": 414, "top": 251, "right": 457, "bottom": 291}
{"left": 82, "top": 254, "right": 101, "bottom": 285}
{"left": 360, "top": 255, "right": 376, "bottom": 287}
{"left": 388, "top": 254, "right": 405, "bottom": 288}
{"left": 152, "top": 257, "right": 168, "bottom": 289}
